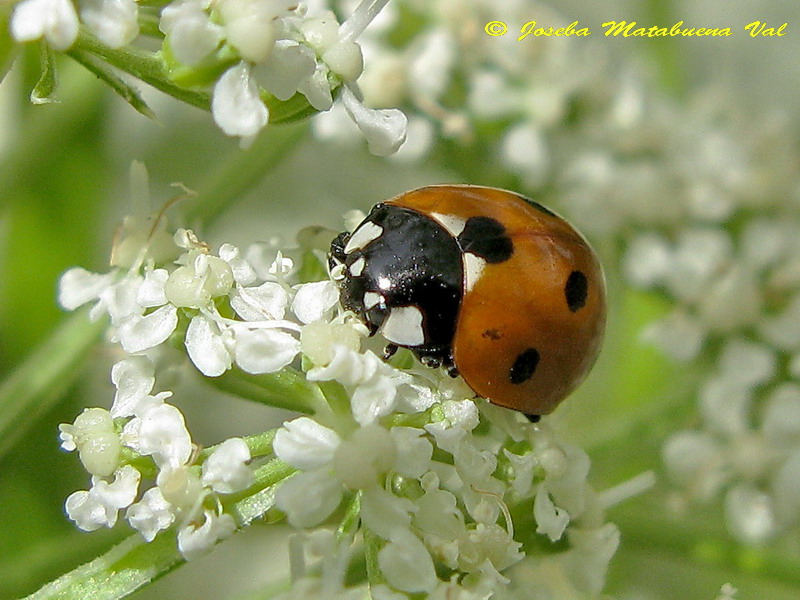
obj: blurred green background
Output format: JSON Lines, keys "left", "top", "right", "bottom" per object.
{"left": 2, "top": 0, "right": 800, "bottom": 598}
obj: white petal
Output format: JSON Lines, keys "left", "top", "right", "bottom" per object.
{"left": 297, "top": 63, "right": 333, "bottom": 111}
{"left": 80, "top": 0, "right": 138, "bottom": 48}
{"left": 126, "top": 487, "right": 175, "bottom": 542}
{"left": 273, "top": 417, "right": 340, "bottom": 470}
{"left": 534, "top": 485, "right": 570, "bottom": 542}
{"left": 11, "top": 0, "right": 79, "bottom": 50}
{"left": 230, "top": 282, "right": 289, "bottom": 321}
{"left": 160, "top": 0, "right": 223, "bottom": 65}
{"left": 134, "top": 404, "right": 193, "bottom": 468}
{"left": 359, "top": 487, "right": 413, "bottom": 540}
{"left": 212, "top": 63, "right": 269, "bottom": 138}
{"left": 117, "top": 305, "right": 179, "bottom": 353}
{"left": 66, "top": 490, "right": 114, "bottom": 531}
{"left": 341, "top": 86, "right": 407, "bottom": 156}
{"left": 92, "top": 465, "right": 141, "bottom": 509}
{"left": 233, "top": 328, "right": 300, "bottom": 374}
{"left": 185, "top": 315, "right": 232, "bottom": 377}
{"left": 291, "top": 280, "right": 339, "bottom": 324}
{"left": 253, "top": 39, "right": 316, "bottom": 100}
{"left": 202, "top": 438, "right": 254, "bottom": 494}
{"left": 218, "top": 244, "right": 257, "bottom": 286}
{"left": 725, "top": 483, "right": 776, "bottom": 544}
{"left": 137, "top": 269, "right": 169, "bottom": 308}
{"left": 390, "top": 427, "right": 432, "bottom": 479}
{"left": 58, "top": 267, "right": 115, "bottom": 311}
{"left": 177, "top": 510, "right": 236, "bottom": 560}
{"left": 350, "top": 371, "right": 400, "bottom": 426}
{"left": 378, "top": 529, "right": 437, "bottom": 593}
{"left": 275, "top": 469, "right": 343, "bottom": 528}
{"left": 111, "top": 356, "right": 155, "bottom": 418}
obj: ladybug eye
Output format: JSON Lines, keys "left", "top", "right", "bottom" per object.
{"left": 509, "top": 348, "right": 540, "bottom": 384}
{"left": 565, "top": 270, "right": 588, "bottom": 312}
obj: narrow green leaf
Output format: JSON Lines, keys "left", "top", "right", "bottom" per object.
{"left": 0, "top": 309, "right": 106, "bottom": 459}
{"left": 31, "top": 41, "right": 58, "bottom": 104}
{"left": 66, "top": 49, "right": 155, "bottom": 119}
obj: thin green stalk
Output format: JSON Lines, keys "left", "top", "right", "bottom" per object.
{"left": 0, "top": 308, "right": 106, "bottom": 458}
{"left": 72, "top": 28, "right": 212, "bottom": 110}
{"left": 25, "top": 458, "right": 296, "bottom": 600}
{"left": 362, "top": 527, "right": 385, "bottom": 591}
{"left": 206, "top": 367, "right": 322, "bottom": 414}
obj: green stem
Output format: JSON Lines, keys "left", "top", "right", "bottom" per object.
{"left": 362, "top": 527, "right": 385, "bottom": 590}
{"left": 72, "top": 28, "right": 212, "bottom": 110}
{"left": 25, "top": 458, "right": 296, "bottom": 600}
{"left": 205, "top": 367, "right": 323, "bottom": 414}
{"left": 0, "top": 308, "right": 106, "bottom": 459}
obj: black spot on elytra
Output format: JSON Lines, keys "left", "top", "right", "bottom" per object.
{"left": 565, "top": 270, "right": 588, "bottom": 312}
{"left": 457, "top": 216, "right": 513, "bottom": 263}
{"left": 509, "top": 348, "right": 540, "bottom": 384}
{"left": 524, "top": 413, "right": 541, "bottom": 423}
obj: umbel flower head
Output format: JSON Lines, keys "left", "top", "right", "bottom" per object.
{"left": 54, "top": 165, "right": 648, "bottom": 597}
{"left": 9, "top": 0, "right": 407, "bottom": 151}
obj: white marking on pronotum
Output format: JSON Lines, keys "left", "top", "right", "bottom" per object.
{"left": 431, "top": 212, "right": 466, "bottom": 237}
{"left": 377, "top": 276, "right": 392, "bottom": 291}
{"left": 363, "top": 291, "right": 384, "bottom": 309}
{"left": 344, "top": 221, "right": 383, "bottom": 254}
{"left": 349, "top": 256, "right": 366, "bottom": 276}
{"left": 381, "top": 306, "right": 425, "bottom": 346}
{"left": 464, "top": 252, "right": 486, "bottom": 292}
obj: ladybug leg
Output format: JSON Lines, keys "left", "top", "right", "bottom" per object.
{"left": 442, "top": 353, "right": 459, "bottom": 378}
{"left": 524, "top": 414, "right": 541, "bottom": 423}
{"left": 383, "top": 343, "right": 398, "bottom": 360}
{"left": 420, "top": 355, "right": 443, "bottom": 369}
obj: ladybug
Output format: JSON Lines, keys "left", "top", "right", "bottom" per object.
{"left": 328, "top": 185, "right": 606, "bottom": 418}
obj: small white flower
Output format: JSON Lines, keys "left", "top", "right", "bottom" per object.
{"left": 202, "top": 438, "right": 254, "bottom": 494}
{"left": 160, "top": 0, "right": 223, "bottom": 66}
{"left": 66, "top": 465, "right": 141, "bottom": 531}
{"left": 359, "top": 487, "right": 414, "bottom": 540}
{"left": 212, "top": 62, "right": 269, "bottom": 139}
{"left": 274, "top": 417, "right": 341, "bottom": 470}
{"left": 233, "top": 327, "right": 300, "bottom": 374}
{"left": 123, "top": 403, "right": 193, "bottom": 469}
{"left": 340, "top": 85, "right": 407, "bottom": 156}
{"left": 80, "top": 0, "right": 139, "bottom": 49}
{"left": 136, "top": 269, "right": 169, "bottom": 308}
{"left": 10, "top": 0, "right": 79, "bottom": 51}
{"left": 218, "top": 244, "right": 257, "bottom": 286}
{"left": 177, "top": 509, "right": 236, "bottom": 560}
{"left": 126, "top": 487, "right": 175, "bottom": 542}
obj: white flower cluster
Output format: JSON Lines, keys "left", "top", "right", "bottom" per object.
{"left": 55, "top": 174, "right": 635, "bottom": 593}
{"left": 271, "top": 399, "right": 625, "bottom": 598}
{"left": 9, "top": 0, "right": 407, "bottom": 150}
